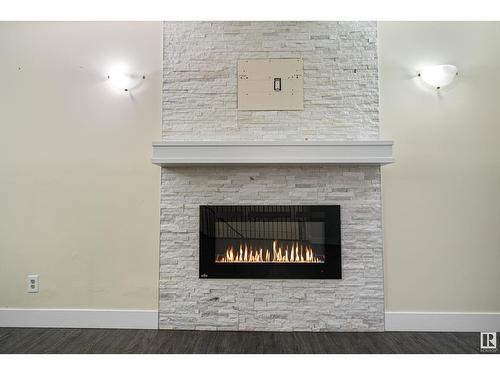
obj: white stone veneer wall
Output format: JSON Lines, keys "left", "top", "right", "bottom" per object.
{"left": 162, "top": 21, "right": 379, "bottom": 141}
{"left": 160, "top": 21, "right": 384, "bottom": 331}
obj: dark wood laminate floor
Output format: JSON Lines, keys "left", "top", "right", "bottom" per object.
{"left": 0, "top": 328, "right": 494, "bottom": 354}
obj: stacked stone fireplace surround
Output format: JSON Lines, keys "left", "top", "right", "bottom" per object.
{"left": 160, "top": 21, "right": 384, "bottom": 331}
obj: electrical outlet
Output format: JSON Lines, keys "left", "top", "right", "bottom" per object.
{"left": 27, "top": 275, "right": 39, "bottom": 293}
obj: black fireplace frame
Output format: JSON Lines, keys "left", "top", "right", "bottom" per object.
{"left": 199, "top": 205, "right": 341, "bottom": 279}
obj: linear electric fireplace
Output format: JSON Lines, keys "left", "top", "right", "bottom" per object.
{"left": 199, "top": 205, "right": 341, "bottom": 279}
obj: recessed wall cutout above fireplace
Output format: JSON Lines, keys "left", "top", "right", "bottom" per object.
{"left": 199, "top": 205, "right": 341, "bottom": 279}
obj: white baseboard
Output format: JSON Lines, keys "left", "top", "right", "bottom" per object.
{"left": 2, "top": 309, "right": 498, "bottom": 332}
{"left": 0, "top": 309, "right": 158, "bottom": 329}
{"left": 385, "top": 312, "right": 500, "bottom": 332}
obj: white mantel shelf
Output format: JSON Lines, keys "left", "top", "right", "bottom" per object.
{"left": 151, "top": 141, "right": 394, "bottom": 166}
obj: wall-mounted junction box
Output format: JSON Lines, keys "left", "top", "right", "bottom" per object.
{"left": 237, "top": 58, "right": 304, "bottom": 111}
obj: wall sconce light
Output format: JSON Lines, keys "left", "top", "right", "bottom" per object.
{"left": 417, "top": 64, "right": 458, "bottom": 90}
{"left": 107, "top": 64, "right": 145, "bottom": 92}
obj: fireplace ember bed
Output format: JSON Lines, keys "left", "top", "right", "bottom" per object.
{"left": 199, "top": 205, "right": 341, "bottom": 279}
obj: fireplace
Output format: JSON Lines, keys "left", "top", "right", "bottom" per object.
{"left": 199, "top": 205, "right": 341, "bottom": 279}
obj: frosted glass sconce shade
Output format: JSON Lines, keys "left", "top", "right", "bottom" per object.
{"left": 418, "top": 65, "right": 458, "bottom": 89}
{"left": 107, "top": 64, "right": 145, "bottom": 92}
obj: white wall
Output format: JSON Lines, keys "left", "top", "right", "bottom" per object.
{"left": 0, "top": 22, "right": 162, "bottom": 310}
{"left": 1, "top": 21, "right": 499, "bottom": 320}
{"left": 379, "top": 22, "right": 500, "bottom": 313}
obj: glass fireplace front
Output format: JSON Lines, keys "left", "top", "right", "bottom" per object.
{"left": 199, "top": 205, "right": 341, "bottom": 279}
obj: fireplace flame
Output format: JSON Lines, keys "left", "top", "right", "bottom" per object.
{"left": 216, "top": 240, "right": 324, "bottom": 263}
